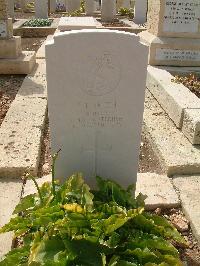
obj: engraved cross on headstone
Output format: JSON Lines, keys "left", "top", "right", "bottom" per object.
{"left": 81, "top": 130, "right": 113, "bottom": 176}
{"left": 0, "top": 0, "right": 13, "bottom": 39}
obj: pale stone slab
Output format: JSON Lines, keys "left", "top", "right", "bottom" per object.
{"left": 139, "top": 31, "right": 200, "bottom": 66}
{"left": 0, "top": 50, "right": 36, "bottom": 74}
{"left": 0, "top": 179, "right": 22, "bottom": 258}
{"left": 0, "top": 36, "right": 22, "bottom": 59}
{"left": 182, "top": 109, "right": 200, "bottom": 145}
{"left": 101, "top": 0, "right": 116, "bottom": 22}
{"left": 35, "top": 0, "right": 48, "bottom": 19}
{"left": 146, "top": 66, "right": 200, "bottom": 128}
{"left": 46, "top": 30, "right": 148, "bottom": 188}
{"left": 36, "top": 35, "right": 53, "bottom": 59}
{"left": 0, "top": 97, "right": 47, "bottom": 178}
{"left": 173, "top": 175, "right": 200, "bottom": 244}
{"left": 144, "top": 90, "right": 200, "bottom": 176}
{"left": 134, "top": 0, "right": 147, "bottom": 25}
{"left": 16, "top": 60, "right": 47, "bottom": 98}
{"left": 147, "top": 0, "right": 200, "bottom": 39}
{"left": 136, "top": 173, "right": 180, "bottom": 210}
{"left": 58, "top": 17, "right": 100, "bottom": 31}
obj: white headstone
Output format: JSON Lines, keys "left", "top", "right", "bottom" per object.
{"left": 50, "top": 0, "right": 57, "bottom": 13}
{"left": 85, "top": 0, "right": 95, "bottom": 16}
{"left": 66, "top": 0, "right": 80, "bottom": 13}
{"left": 46, "top": 29, "right": 148, "bottom": 187}
{"left": 35, "top": 0, "right": 48, "bottom": 18}
{"left": 101, "top": 0, "right": 116, "bottom": 22}
{"left": 8, "top": 0, "right": 15, "bottom": 19}
{"left": 58, "top": 17, "right": 100, "bottom": 31}
{"left": 117, "top": 0, "right": 130, "bottom": 9}
{"left": 134, "top": 0, "right": 148, "bottom": 25}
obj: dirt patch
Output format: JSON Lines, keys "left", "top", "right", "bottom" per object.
{"left": 154, "top": 208, "right": 200, "bottom": 266}
{"left": 21, "top": 37, "right": 46, "bottom": 52}
{"left": 0, "top": 75, "right": 25, "bottom": 126}
{"left": 172, "top": 74, "right": 200, "bottom": 99}
{"left": 101, "top": 21, "right": 130, "bottom": 27}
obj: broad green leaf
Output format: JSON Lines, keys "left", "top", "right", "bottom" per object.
{"left": 0, "top": 216, "right": 31, "bottom": 236}
{"left": 144, "top": 214, "right": 186, "bottom": 245}
{"left": 29, "top": 235, "right": 66, "bottom": 265}
{"left": 0, "top": 246, "right": 29, "bottom": 266}
{"left": 13, "top": 194, "right": 36, "bottom": 214}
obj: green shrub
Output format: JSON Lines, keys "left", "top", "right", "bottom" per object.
{"left": 118, "top": 7, "right": 134, "bottom": 19}
{"left": 23, "top": 19, "right": 53, "bottom": 27}
{"left": 0, "top": 154, "right": 186, "bottom": 265}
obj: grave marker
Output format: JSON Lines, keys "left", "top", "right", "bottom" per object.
{"left": 101, "top": 0, "right": 116, "bottom": 22}
{"left": 35, "top": 0, "right": 48, "bottom": 19}
{"left": 139, "top": 0, "right": 200, "bottom": 66}
{"left": 46, "top": 29, "right": 148, "bottom": 187}
{"left": 8, "top": 0, "right": 15, "bottom": 20}
{"left": 85, "top": 0, "right": 95, "bottom": 16}
{"left": 66, "top": 0, "right": 80, "bottom": 13}
{"left": 134, "top": 0, "right": 148, "bottom": 25}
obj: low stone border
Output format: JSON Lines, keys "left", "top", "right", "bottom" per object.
{"left": 173, "top": 175, "right": 200, "bottom": 244}
{"left": 146, "top": 66, "right": 200, "bottom": 144}
{"left": 144, "top": 90, "right": 200, "bottom": 176}
{"left": 13, "top": 18, "right": 60, "bottom": 38}
{"left": 0, "top": 59, "right": 47, "bottom": 178}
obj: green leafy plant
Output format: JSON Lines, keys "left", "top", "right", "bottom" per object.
{"left": 23, "top": 19, "right": 53, "bottom": 27}
{"left": 0, "top": 154, "right": 186, "bottom": 265}
{"left": 118, "top": 7, "right": 134, "bottom": 19}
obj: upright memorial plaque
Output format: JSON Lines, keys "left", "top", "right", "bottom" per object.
{"left": 139, "top": 0, "right": 200, "bottom": 66}
{"left": 46, "top": 30, "right": 148, "bottom": 187}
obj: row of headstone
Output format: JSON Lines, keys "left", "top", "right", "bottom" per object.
{"left": 46, "top": 29, "right": 148, "bottom": 187}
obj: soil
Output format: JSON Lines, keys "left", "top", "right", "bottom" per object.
{"left": 21, "top": 37, "right": 46, "bottom": 52}
{"left": 153, "top": 208, "right": 200, "bottom": 266}
{"left": 0, "top": 75, "right": 25, "bottom": 126}
{"left": 172, "top": 74, "right": 200, "bottom": 99}
{"left": 101, "top": 21, "right": 130, "bottom": 27}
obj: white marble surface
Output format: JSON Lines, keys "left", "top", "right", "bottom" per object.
{"left": 46, "top": 29, "right": 148, "bottom": 187}
{"left": 134, "top": 0, "right": 147, "bottom": 24}
{"left": 58, "top": 17, "right": 100, "bottom": 31}
{"left": 35, "top": 0, "right": 48, "bottom": 18}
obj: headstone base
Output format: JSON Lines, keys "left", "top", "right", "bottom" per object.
{"left": 139, "top": 31, "right": 200, "bottom": 67}
{"left": 0, "top": 51, "right": 36, "bottom": 74}
{"left": 0, "top": 36, "right": 22, "bottom": 59}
